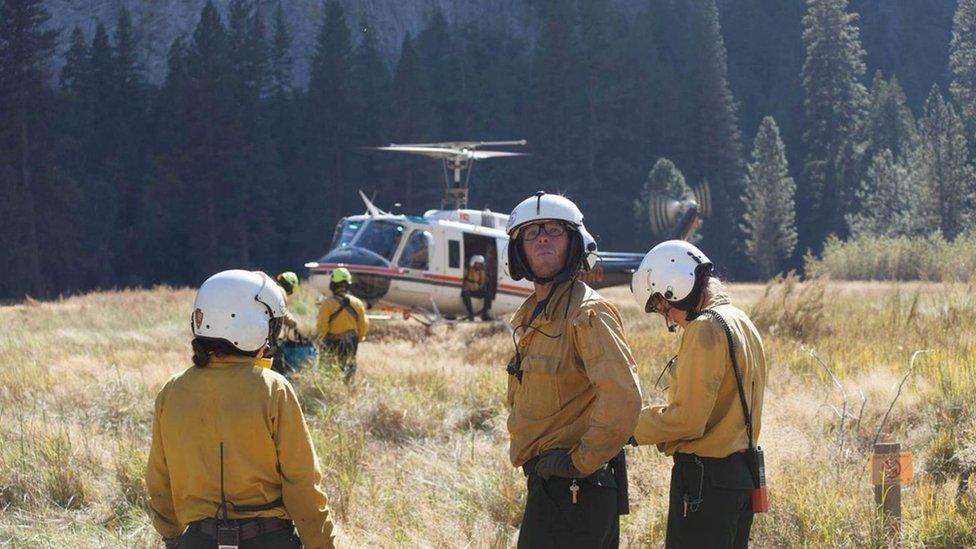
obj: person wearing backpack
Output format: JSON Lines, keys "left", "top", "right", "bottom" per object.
{"left": 316, "top": 268, "right": 368, "bottom": 382}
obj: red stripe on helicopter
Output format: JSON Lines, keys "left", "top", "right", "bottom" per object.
{"left": 313, "top": 263, "right": 533, "bottom": 296}
{"left": 423, "top": 273, "right": 532, "bottom": 295}
{"left": 313, "top": 263, "right": 405, "bottom": 276}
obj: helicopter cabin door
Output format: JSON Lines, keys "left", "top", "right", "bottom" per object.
{"left": 462, "top": 233, "right": 498, "bottom": 302}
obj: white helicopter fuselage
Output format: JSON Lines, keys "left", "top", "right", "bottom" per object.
{"left": 306, "top": 208, "right": 533, "bottom": 319}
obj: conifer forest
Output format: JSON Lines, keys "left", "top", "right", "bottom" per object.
{"left": 1, "top": 0, "right": 974, "bottom": 299}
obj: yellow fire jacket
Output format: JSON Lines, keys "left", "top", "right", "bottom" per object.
{"left": 146, "top": 355, "right": 335, "bottom": 548}
{"left": 462, "top": 267, "right": 486, "bottom": 292}
{"left": 633, "top": 293, "right": 766, "bottom": 458}
{"left": 316, "top": 294, "right": 368, "bottom": 341}
{"left": 507, "top": 279, "right": 643, "bottom": 475}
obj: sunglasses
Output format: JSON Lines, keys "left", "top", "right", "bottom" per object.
{"left": 521, "top": 221, "right": 568, "bottom": 242}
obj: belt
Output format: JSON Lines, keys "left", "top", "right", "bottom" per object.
{"left": 673, "top": 450, "right": 746, "bottom": 464}
{"left": 192, "top": 517, "right": 292, "bottom": 541}
{"left": 521, "top": 455, "right": 610, "bottom": 478}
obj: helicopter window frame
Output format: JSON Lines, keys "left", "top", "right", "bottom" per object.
{"left": 355, "top": 219, "right": 406, "bottom": 261}
{"left": 448, "top": 240, "right": 461, "bottom": 269}
{"left": 330, "top": 218, "right": 364, "bottom": 250}
{"left": 397, "top": 229, "right": 432, "bottom": 270}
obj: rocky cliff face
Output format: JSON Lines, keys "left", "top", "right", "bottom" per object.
{"left": 42, "top": 0, "right": 539, "bottom": 87}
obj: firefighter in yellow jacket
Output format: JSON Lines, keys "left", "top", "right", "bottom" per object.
{"left": 146, "top": 269, "right": 336, "bottom": 549}
{"left": 504, "top": 191, "right": 642, "bottom": 548}
{"left": 630, "top": 240, "right": 767, "bottom": 548}
{"left": 316, "top": 268, "right": 368, "bottom": 382}
{"left": 461, "top": 255, "right": 492, "bottom": 321}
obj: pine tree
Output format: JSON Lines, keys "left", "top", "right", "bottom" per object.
{"left": 0, "top": 0, "right": 59, "bottom": 297}
{"left": 180, "top": 1, "right": 235, "bottom": 276}
{"left": 416, "top": 9, "right": 462, "bottom": 137}
{"left": 950, "top": 0, "right": 976, "bottom": 141}
{"left": 687, "top": 0, "right": 747, "bottom": 270}
{"left": 527, "top": 0, "right": 587, "bottom": 196}
{"left": 634, "top": 158, "right": 693, "bottom": 239}
{"left": 912, "top": 87, "right": 975, "bottom": 238}
{"left": 347, "top": 22, "right": 391, "bottom": 195}
{"left": 389, "top": 33, "right": 441, "bottom": 210}
{"left": 801, "top": 0, "right": 869, "bottom": 250}
{"left": 864, "top": 72, "right": 917, "bottom": 161}
{"left": 112, "top": 7, "right": 149, "bottom": 285}
{"left": 742, "top": 116, "right": 798, "bottom": 278}
{"left": 847, "top": 149, "right": 920, "bottom": 237}
{"left": 305, "top": 0, "right": 353, "bottom": 239}
{"left": 642, "top": 158, "right": 692, "bottom": 202}
{"left": 60, "top": 28, "right": 90, "bottom": 96}
{"left": 142, "top": 36, "right": 192, "bottom": 284}
{"left": 269, "top": 1, "right": 292, "bottom": 97}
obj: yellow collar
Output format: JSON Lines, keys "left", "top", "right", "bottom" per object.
{"left": 511, "top": 279, "right": 577, "bottom": 328}
{"left": 208, "top": 354, "right": 273, "bottom": 369}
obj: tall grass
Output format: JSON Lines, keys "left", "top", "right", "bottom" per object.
{"left": 805, "top": 231, "right": 976, "bottom": 281}
{"left": 0, "top": 281, "right": 973, "bottom": 546}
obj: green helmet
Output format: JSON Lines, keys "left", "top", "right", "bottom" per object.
{"left": 275, "top": 271, "right": 299, "bottom": 295}
{"left": 331, "top": 267, "right": 353, "bottom": 285}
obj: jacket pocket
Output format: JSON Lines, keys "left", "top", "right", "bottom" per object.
{"left": 516, "top": 354, "right": 561, "bottom": 419}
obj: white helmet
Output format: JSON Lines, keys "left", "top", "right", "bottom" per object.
{"left": 631, "top": 240, "right": 713, "bottom": 313}
{"left": 469, "top": 254, "right": 486, "bottom": 266}
{"left": 191, "top": 270, "right": 287, "bottom": 353}
{"left": 505, "top": 191, "right": 597, "bottom": 282}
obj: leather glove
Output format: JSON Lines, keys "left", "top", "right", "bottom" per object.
{"left": 163, "top": 537, "right": 179, "bottom": 549}
{"left": 533, "top": 448, "right": 582, "bottom": 480}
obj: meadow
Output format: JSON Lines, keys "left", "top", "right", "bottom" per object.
{"left": 1, "top": 277, "right": 974, "bottom": 547}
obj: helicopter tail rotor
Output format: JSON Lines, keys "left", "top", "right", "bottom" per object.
{"left": 647, "top": 181, "right": 711, "bottom": 241}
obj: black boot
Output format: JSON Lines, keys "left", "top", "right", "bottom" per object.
{"left": 481, "top": 296, "right": 494, "bottom": 321}
{"left": 462, "top": 292, "right": 475, "bottom": 321}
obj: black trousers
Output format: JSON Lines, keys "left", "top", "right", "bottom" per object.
{"left": 665, "top": 453, "right": 754, "bottom": 548}
{"left": 518, "top": 470, "right": 619, "bottom": 549}
{"left": 176, "top": 522, "right": 301, "bottom": 548}
{"left": 461, "top": 289, "right": 493, "bottom": 319}
{"left": 323, "top": 335, "right": 358, "bottom": 382}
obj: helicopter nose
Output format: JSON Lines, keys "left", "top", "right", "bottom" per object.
{"left": 315, "top": 246, "right": 391, "bottom": 304}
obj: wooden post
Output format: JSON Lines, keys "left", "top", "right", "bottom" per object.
{"left": 873, "top": 442, "right": 902, "bottom": 543}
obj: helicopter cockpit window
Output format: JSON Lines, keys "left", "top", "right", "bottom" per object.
{"left": 356, "top": 220, "right": 405, "bottom": 261}
{"left": 330, "top": 218, "right": 362, "bottom": 250}
{"left": 398, "top": 230, "right": 432, "bottom": 270}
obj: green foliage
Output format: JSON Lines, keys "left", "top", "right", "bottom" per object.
{"left": 847, "top": 149, "right": 921, "bottom": 237}
{"left": 912, "top": 87, "right": 976, "bottom": 239}
{"left": 743, "top": 116, "right": 798, "bottom": 278}
{"left": 864, "top": 73, "right": 917, "bottom": 160}
{"left": 805, "top": 231, "right": 976, "bottom": 281}
{"left": 951, "top": 0, "right": 976, "bottom": 140}
{"left": 3, "top": 0, "right": 976, "bottom": 298}
{"left": 801, "top": 0, "right": 870, "bottom": 249}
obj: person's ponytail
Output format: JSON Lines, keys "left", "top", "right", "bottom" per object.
{"left": 191, "top": 338, "right": 212, "bottom": 368}
{"left": 191, "top": 337, "right": 253, "bottom": 368}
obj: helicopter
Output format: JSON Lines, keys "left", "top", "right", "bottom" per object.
{"left": 304, "top": 140, "right": 707, "bottom": 325}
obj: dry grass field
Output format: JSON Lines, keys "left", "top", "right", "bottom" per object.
{"left": 1, "top": 277, "right": 974, "bottom": 547}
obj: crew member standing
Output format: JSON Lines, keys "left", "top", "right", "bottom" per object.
{"left": 630, "top": 240, "right": 767, "bottom": 548}
{"left": 316, "top": 268, "right": 368, "bottom": 383}
{"left": 146, "top": 270, "right": 336, "bottom": 548}
{"left": 505, "top": 191, "right": 642, "bottom": 548}
{"left": 461, "top": 255, "right": 491, "bottom": 321}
